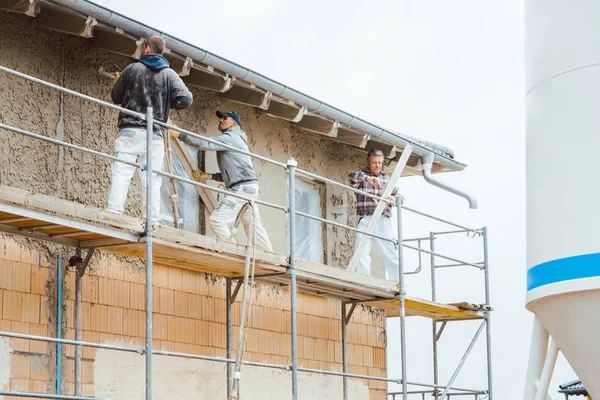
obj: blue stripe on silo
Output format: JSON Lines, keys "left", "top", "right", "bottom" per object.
{"left": 527, "top": 253, "right": 600, "bottom": 291}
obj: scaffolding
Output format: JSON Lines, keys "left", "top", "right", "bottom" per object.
{"left": 0, "top": 64, "right": 493, "bottom": 400}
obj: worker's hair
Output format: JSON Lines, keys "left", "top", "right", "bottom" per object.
{"left": 145, "top": 35, "right": 166, "bottom": 55}
{"left": 367, "top": 149, "right": 385, "bottom": 161}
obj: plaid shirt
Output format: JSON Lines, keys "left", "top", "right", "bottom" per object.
{"left": 348, "top": 168, "right": 399, "bottom": 218}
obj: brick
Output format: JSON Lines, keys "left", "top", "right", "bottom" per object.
{"left": 152, "top": 286, "right": 160, "bottom": 312}
{"left": 1, "top": 239, "right": 20, "bottom": 262}
{"left": 192, "top": 320, "right": 208, "bottom": 346}
{"left": 122, "top": 309, "right": 138, "bottom": 337}
{"left": 0, "top": 261, "right": 13, "bottom": 290}
{"left": 30, "top": 323, "right": 49, "bottom": 354}
{"left": 195, "top": 273, "right": 208, "bottom": 295}
{"left": 31, "top": 265, "right": 48, "bottom": 295}
{"left": 90, "top": 304, "right": 107, "bottom": 332}
{"left": 3, "top": 290, "right": 22, "bottom": 321}
{"left": 369, "top": 388, "right": 387, "bottom": 400}
{"left": 173, "top": 291, "right": 187, "bottom": 317}
{"left": 214, "top": 298, "right": 226, "bottom": 324}
{"left": 122, "top": 264, "right": 145, "bottom": 284}
{"left": 153, "top": 313, "right": 168, "bottom": 340}
{"left": 166, "top": 316, "right": 182, "bottom": 342}
{"left": 201, "top": 296, "right": 214, "bottom": 322}
{"left": 81, "top": 274, "right": 98, "bottom": 303}
{"left": 83, "top": 330, "right": 98, "bottom": 359}
{"left": 82, "top": 383, "right": 95, "bottom": 397}
{"left": 153, "top": 264, "right": 168, "bottom": 288}
{"left": 167, "top": 266, "right": 183, "bottom": 291}
{"left": 114, "top": 280, "right": 130, "bottom": 308}
{"left": 82, "top": 360, "right": 94, "bottom": 384}
{"left": 106, "top": 306, "right": 124, "bottom": 335}
{"left": 129, "top": 283, "right": 145, "bottom": 311}
{"left": 186, "top": 293, "right": 202, "bottom": 320}
{"left": 11, "top": 353, "right": 30, "bottom": 379}
{"left": 372, "top": 347, "right": 386, "bottom": 369}
{"left": 98, "top": 277, "right": 115, "bottom": 306}
{"left": 80, "top": 301, "right": 91, "bottom": 330}
{"left": 181, "top": 317, "right": 194, "bottom": 344}
{"left": 30, "top": 379, "right": 49, "bottom": 394}
{"left": 159, "top": 288, "right": 174, "bottom": 315}
{"left": 363, "top": 345, "right": 374, "bottom": 368}
{"left": 12, "top": 262, "right": 31, "bottom": 293}
{"left": 181, "top": 269, "right": 196, "bottom": 293}
{"left": 21, "top": 293, "right": 41, "bottom": 324}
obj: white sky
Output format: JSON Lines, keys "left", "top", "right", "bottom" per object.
{"left": 92, "top": 0, "right": 576, "bottom": 398}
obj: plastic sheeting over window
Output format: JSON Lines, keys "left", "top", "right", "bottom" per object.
{"left": 295, "top": 178, "right": 324, "bottom": 263}
{"left": 159, "top": 144, "right": 200, "bottom": 233}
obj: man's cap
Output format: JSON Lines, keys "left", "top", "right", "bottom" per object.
{"left": 216, "top": 110, "right": 241, "bottom": 127}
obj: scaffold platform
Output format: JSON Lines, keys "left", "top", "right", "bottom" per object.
{"left": 0, "top": 185, "right": 484, "bottom": 321}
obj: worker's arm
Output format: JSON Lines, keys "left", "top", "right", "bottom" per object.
{"left": 348, "top": 170, "right": 380, "bottom": 188}
{"left": 110, "top": 66, "right": 129, "bottom": 104}
{"left": 168, "top": 70, "right": 193, "bottom": 110}
{"left": 347, "top": 170, "right": 367, "bottom": 188}
{"left": 178, "top": 131, "right": 234, "bottom": 152}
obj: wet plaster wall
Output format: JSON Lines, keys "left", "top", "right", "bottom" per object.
{"left": 0, "top": 10, "right": 389, "bottom": 399}
{"left": 0, "top": 11, "right": 370, "bottom": 267}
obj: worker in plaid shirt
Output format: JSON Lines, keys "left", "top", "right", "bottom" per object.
{"left": 348, "top": 149, "right": 403, "bottom": 282}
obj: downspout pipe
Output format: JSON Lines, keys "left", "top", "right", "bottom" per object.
{"left": 48, "top": 0, "right": 464, "bottom": 170}
{"left": 421, "top": 153, "right": 477, "bottom": 209}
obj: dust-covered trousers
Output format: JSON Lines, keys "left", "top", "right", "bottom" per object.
{"left": 210, "top": 182, "right": 273, "bottom": 252}
{"left": 355, "top": 215, "right": 399, "bottom": 282}
{"left": 106, "top": 128, "right": 164, "bottom": 222}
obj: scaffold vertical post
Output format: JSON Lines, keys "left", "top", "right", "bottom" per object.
{"left": 341, "top": 302, "right": 348, "bottom": 400}
{"left": 226, "top": 278, "right": 232, "bottom": 398}
{"left": 430, "top": 231, "right": 439, "bottom": 400}
{"left": 396, "top": 197, "right": 408, "bottom": 400}
{"left": 145, "top": 106, "right": 154, "bottom": 400}
{"left": 483, "top": 226, "right": 493, "bottom": 400}
{"left": 56, "top": 256, "right": 63, "bottom": 396}
{"left": 74, "top": 247, "right": 82, "bottom": 397}
{"left": 287, "top": 157, "right": 299, "bottom": 399}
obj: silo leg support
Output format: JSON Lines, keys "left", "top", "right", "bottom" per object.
{"left": 533, "top": 340, "right": 559, "bottom": 400}
{"left": 523, "top": 317, "right": 550, "bottom": 400}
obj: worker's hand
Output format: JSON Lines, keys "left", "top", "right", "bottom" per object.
{"left": 365, "top": 176, "right": 380, "bottom": 188}
{"left": 170, "top": 130, "right": 181, "bottom": 140}
{"left": 113, "top": 71, "right": 120, "bottom": 83}
{"left": 386, "top": 194, "right": 405, "bottom": 204}
{"left": 192, "top": 170, "right": 212, "bottom": 182}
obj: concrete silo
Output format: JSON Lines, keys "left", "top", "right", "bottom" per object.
{"left": 525, "top": 1, "right": 600, "bottom": 399}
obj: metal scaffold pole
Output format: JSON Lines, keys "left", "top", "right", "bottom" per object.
{"left": 287, "top": 158, "right": 299, "bottom": 400}
{"left": 430, "top": 232, "right": 439, "bottom": 400}
{"left": 226, "top": 279, "right": 232, "bottom": 398}
{"left": 483, "top": 226, "right": 493, "bottom": 400}
{"left": 74, "top": 247, "right": 82, "bottom": 397}
{"left": 341, "top": 302, "right": 356, "bottom": 400}
{"left": 397, "top": 197, "right": 408, "bottom": 400}
{"left": 145, "top": 107, "right": 154, "bottom": 400}
{"left": 74, "top": 248, "right": 94, "bottom": 397}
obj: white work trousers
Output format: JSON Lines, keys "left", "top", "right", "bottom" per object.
{"left": 106, "top": 128, "right": 164, "bottom": 223}
{"left": 210, "top": 183, "right": 273, "bottom": 252}
{"left": 355, "top": 216, "right": 399, "bottom": 282}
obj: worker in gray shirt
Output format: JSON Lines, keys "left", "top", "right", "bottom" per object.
{"left": 172, "top": 111, "right": 273, "bottom": 251}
